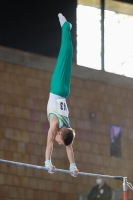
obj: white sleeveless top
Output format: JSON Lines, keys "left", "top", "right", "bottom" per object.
{"left": 47, "top": 93, "right": 70, "bottom": 128}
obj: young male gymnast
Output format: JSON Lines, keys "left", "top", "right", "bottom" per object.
{"left": 45, "top": 13, "right": 79, "bottom": 177}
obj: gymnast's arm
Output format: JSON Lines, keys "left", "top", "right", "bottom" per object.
{"left": 45, "top": 127, "right": 55, "bottom": 161}
{"left": 66, "top": 144, "right": 79, "bottom": 176}
{"left": 45, "top": 115, "right": 58, "bottom": 163}
{"left": 66, "top": 144, "right": 75, "bottom": 164}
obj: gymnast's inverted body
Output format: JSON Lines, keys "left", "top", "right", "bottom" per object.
{"left": 45, "top": 13, "right": 79, "bottom": 177}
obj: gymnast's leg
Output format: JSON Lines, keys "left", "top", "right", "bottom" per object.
{"left": 50, "top": 13, "right": 73, "bottom": 98}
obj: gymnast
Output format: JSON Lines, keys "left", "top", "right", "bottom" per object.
{"left": 45, "top": 13, "right": 79, "bottom": 177}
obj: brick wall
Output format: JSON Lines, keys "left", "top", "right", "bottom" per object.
{"left": 0, "top": 58, "right": 133, "bottom": 200}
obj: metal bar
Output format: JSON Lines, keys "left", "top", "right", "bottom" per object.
{"left": 0, "top": 159, "right": 123, "bottom": 180}
{"left": 101, "top": 0, "right": 105, "bottom": 70}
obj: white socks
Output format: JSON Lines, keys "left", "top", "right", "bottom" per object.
{"left": 58, "top": 13, "right": 66, "bottom": 27}
{"left": 58, "top": 13, "right": 72, "bottom": 30}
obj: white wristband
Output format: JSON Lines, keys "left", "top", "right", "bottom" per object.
{"left": 69, "top": 163, "right": 77, "bottom": 170}
{"left": 45, "top": 160, "right": 52, "bottom": 168}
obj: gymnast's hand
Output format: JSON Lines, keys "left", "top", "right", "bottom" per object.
{"left": 45, "top": 160, "right": 56, "bottom": 174}
{"left": 48, "top": 164, "right": 56, "bottom": 174}
{"left": 70, "top": 167, "right": 79, "bottom": 177}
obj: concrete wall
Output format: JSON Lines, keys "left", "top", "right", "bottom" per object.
{"left": 0, "top": 46, "right": 133, "bottom": 200}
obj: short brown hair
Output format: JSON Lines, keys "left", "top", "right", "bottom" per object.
{"left": 61, "top": 128, "right": 75, "bottom": 146}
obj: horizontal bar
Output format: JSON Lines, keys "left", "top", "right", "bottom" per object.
{"left": 0, "top": 159, "right": 123, "bottom": 181}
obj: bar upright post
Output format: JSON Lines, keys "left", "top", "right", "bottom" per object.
{"left": 123, "top": 177, "right": 127, "bottom": 200}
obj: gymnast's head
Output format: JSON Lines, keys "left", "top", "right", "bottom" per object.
{"left": 55, "top": 127, "right": 75, "bottom": 146}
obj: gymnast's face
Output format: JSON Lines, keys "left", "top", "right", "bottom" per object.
{"left": 55, "top": 131, "right": 64, "bottom": 145}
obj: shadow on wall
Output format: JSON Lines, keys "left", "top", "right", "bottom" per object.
{"left": 79, "top": 188, "right": 123, "bottom": 200}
